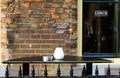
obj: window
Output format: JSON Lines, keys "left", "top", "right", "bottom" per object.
{"left": 83, "top": 0, "right": 120, "bottom": 57}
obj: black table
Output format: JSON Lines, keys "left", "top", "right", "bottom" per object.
{"left": 2, "top": 55, "right": 113, "bottom": 76}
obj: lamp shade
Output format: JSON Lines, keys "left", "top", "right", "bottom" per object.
{"left": 53, "top": 47, "right": 64, "bottom": 60}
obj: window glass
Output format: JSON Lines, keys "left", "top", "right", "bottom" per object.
{"left": 83, "top": 1, "right": 120, "bottom": 57}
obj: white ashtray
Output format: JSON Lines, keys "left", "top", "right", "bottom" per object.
{"left": 42, "top": 56, "right": 53, "bottom": 61}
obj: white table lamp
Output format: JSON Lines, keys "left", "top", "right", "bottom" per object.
{"left": 54, "top": 47, "right": 64, "bottom": 60}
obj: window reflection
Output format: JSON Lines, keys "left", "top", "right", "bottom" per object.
{"left": 83, "top": 2, "right": 119, "bottom": 55}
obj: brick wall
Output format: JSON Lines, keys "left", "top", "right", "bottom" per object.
{"left": 0, "top": 0, "right": 77, "bottom": 76}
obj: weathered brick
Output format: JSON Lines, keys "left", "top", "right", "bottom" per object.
{"left": 51, "top": 35, "right": 61, "bottom": 39}
{"left": 46, "top": 0, "right": 53, "bottom": 3}
{"left": 52, "top": 4, "right": 61, "bottom": 8}
{"left": 41, "top": 45, "right": 51, "bottom": 49}
{"left": 62, "top": 4, "right": 69, "bottom": 8}
{"left": 1, "top": 18, "right": 12, "bottom": 24}
{"left": 32, "top": 45, "right": 40, "bottom": 48}
{"left": 29, "top": 19, "right": 40, "bottom": 23}
{"left": 46, "top": 40, "right": 57, "bottom": 43}
{"left": 41, "top": 35, "right": 51, "bottom": 39}
{"left": 39, "top": 29, "right": 55, "bottom": 34}
{"left": 19, "top": 34, "right": 30, "bottom": 39}
{"left": 19, "top": 44, "right": 40, "bottom": 49}
{"left": 17, "top": 50, "right": 35, "bottom": 53}
{"left": 35, "top": 50, "right": 53, "bottom": 53}
{"left": 0, "top": 12, "right": 7, "bottom": 17}
{"left": 23, "top": 0, "right": 44, "bottom": 2}
{"left": 21, "top": 3, "right": 29, "bottom": 8}
{"left": 71, "top": 0, "right": 77, "bottom": 4}
{"left": 43, "top": 4, "right": 52, "bottom": 8}
{"left": 47, "top": 19, "right": 56, "bottom": 24}
{"left": 8, "top": 13, "right": 20, "bottom": 18}
{"left": 52, "top": 13, "right": 59, "bottom": 18}
{"left": 56, "top": 8, "right": 65, "bottom": 14}
{"left": 14, "top": 39, "right": 25, "bottom": 43}
{"left": 31, "top": 35, "right": 40, "bottom": 39}
{"left": 20, "top": 13, "right": 30, "bottom": 18}
{"left": 1, "top": 0, "right": 9, "bottom": 3}
{"left": 61, "top": 13, "right": 69, "bottom": 18}
{"left": 20, "top": 44, "right": 29, "bottom": 48}
{"left": 41, "top": 24, "right": 50, "bottom": 28}
{"left": 1, "top": 34, "right": 7, "bottom": 38}
{"left": 36, "top": 9, "right": 49, "bottom": 13}
{"left": 30, "top": 2, "right": 42, "bottom": 9}
{"left": 65, "top": 0, "right": 72, "bottom": 3}
{"left": 56, "top": 19, "right": 64, "bottom": 24}
{"left": 53, "top": 0, "right": 65, "bottom": 3}
{"left": 25, "top": 40, "right": 41, "bottom": 43}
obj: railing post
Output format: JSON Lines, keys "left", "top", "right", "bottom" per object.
{"left": 57, "top": 64, "right": 61, "bottom": 78}
{"left": 119, "top": 68, "right": 120, "bottom": 76}
{"left": 44, "top": 65, "right": 48, "bottom": 78}
{"left": 18, "top": 66, "right": 22, "bottom": 78}
{"left": 82, "top": 65, "right": 86, "bottom": 76}
{"left": 107, "top": 64, "right": 111, "bottom": 77}
{"left": 70, "top": 65, "right": 73, "bottom": 78}
{"left": 31, "top": 65, "right": 35, "bottom": 78}
{"left": 95, "top": 65, "right": 99, "bottom": 77}
{"left": 5, "top": 65, "right": 9, "bottom": 78}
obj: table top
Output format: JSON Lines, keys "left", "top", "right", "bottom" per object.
{"left": 2, "top": 55, "right": 113, "bottom": 64}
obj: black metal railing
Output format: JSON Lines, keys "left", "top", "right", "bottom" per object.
{"left": 4, "top": 64, "right": 120, "bottom": 78}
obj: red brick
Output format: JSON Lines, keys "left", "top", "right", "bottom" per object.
{"left": 62, "top": 4, "right": 69, "bottom": 8}
{"left": 1, "top": 18, "right": 12, "bottom": 24}
{"left": 51, "top": 35, "right": 61, "bottom": 39}
{"left": 32, "top": 45, "right": 40, "bottom": 48}
{"left": 23, "top": 0, "right": 44, "bottom": 2}
{"left": 18, "top": 50, "right": 35, "bottom": 53}
{"left": 41, "top": 24, "right": 50, "bottom": 28}
{"left": 14, "top": 39, "right": 25, "bottom": 43}
{"left": 20, "top": 13, "right": 30, "bottom": 18}
{"left": 21, "top": 3, "right": 29, "bottom": 8}
{"left": 31, "top": 35, "right": 40, "bottom": 39}
{"left": 41, "top": 35, "right": 51, "bottom": 39}
{"left": 60, "top": 13, "right": 69, "bottom": 18}
{"left": 56, "top": 8, "right": 65, "bottom": 14}
{"left": 25, "top": 40, "right": 44, "bottom": 43}
{"left": 52, "top": 13, "right": 59, "bottom": 19}
{"left": 41, "top": 45, "right": 51, "bottom": 48}
{"left": 49, "top": 9, "right": 55, "bottom": 13}
{"left": 52, "top": 4, "right": 61, "bottom": 8}
{"left": 20, "top": 44, "right": 29, "bottom": 48}
{"left": 56, "top": 19, "right": 64, "bottom": 24}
